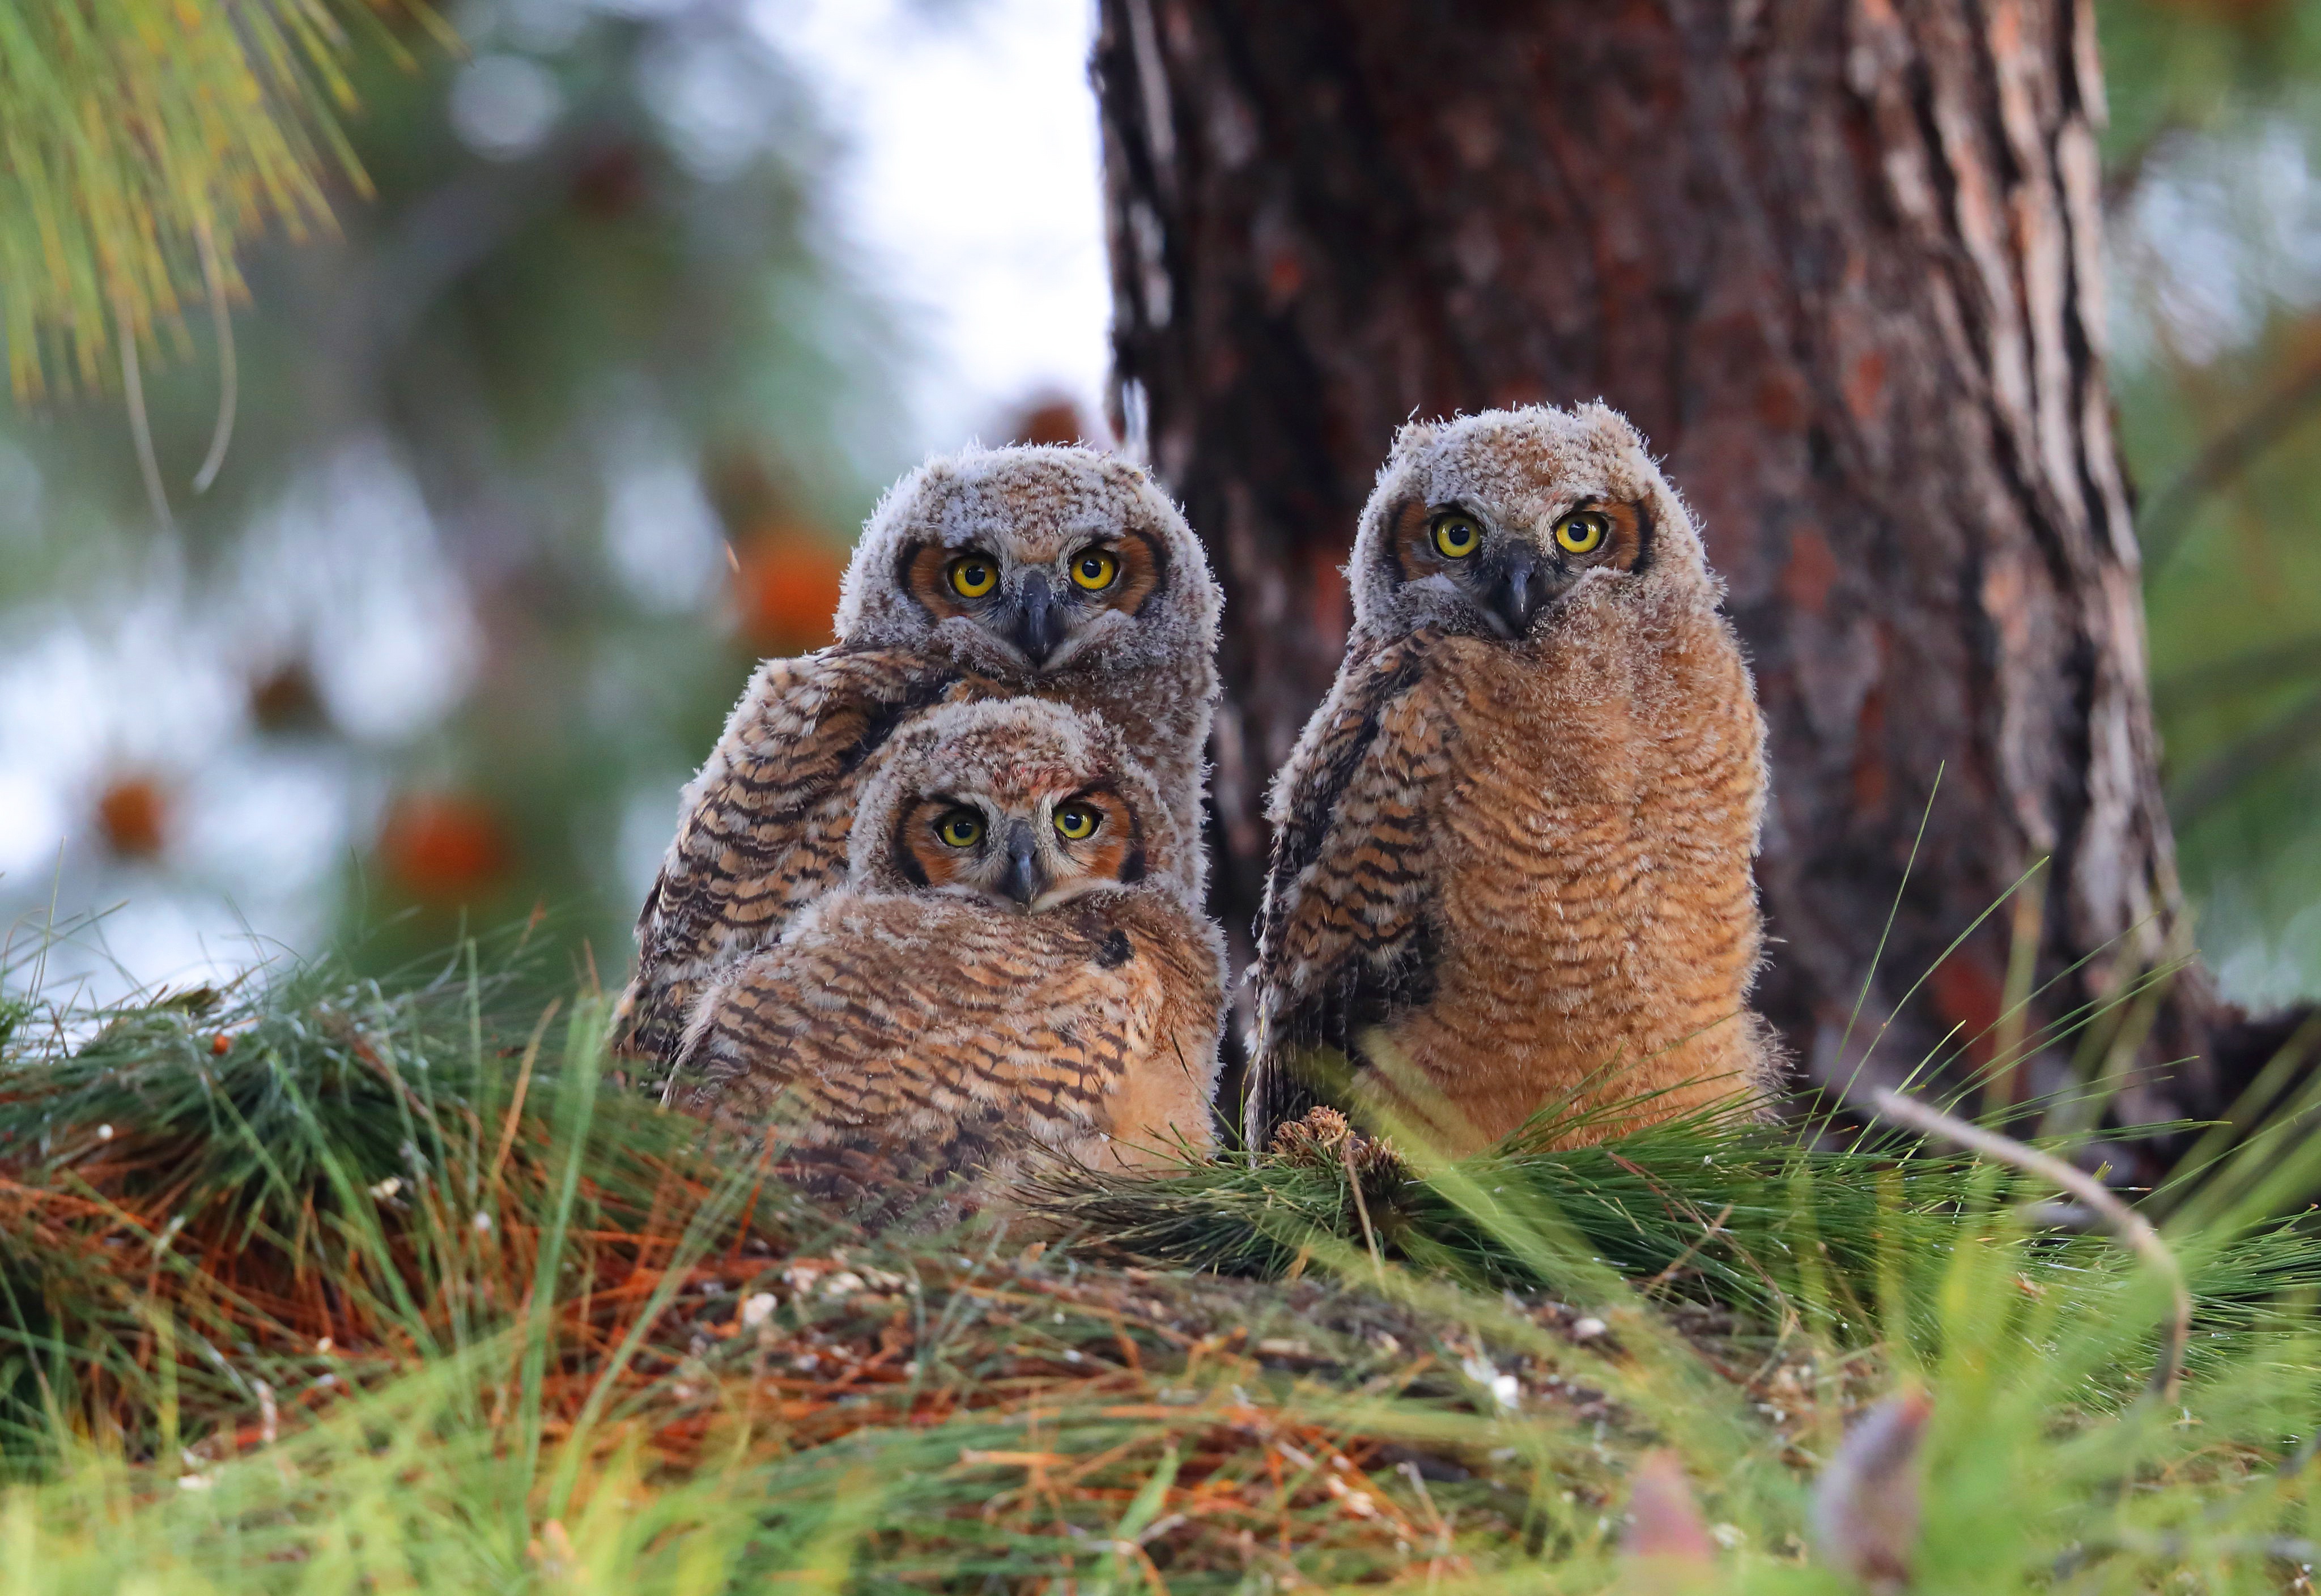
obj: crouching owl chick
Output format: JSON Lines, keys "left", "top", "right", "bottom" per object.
{"left": 1248, "top": 404, "right": 1776, "bottom": 1157}
{"left": 617, "top": 445, "right": 1221, "bottom": 1064}
{"left": 667, "top": 699, "right": 1226, "bottom": 1223}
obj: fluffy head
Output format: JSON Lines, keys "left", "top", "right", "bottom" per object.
{"left": 1346, "top": 403, "right": 1716, "bottom": 652}
{"left": 850, "top": 699, "right": 1189, "bottom": 910}
{"left": 836, "top": 444, "right": 1220, "bottom": 683}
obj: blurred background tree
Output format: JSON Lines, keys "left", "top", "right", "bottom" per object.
{"left": 0, "top": 0, "right": 2314, "bottom": 1068}
{"left": 2102, "top": 1, "right": 2321, "bottom": 1013}
{"left": 0, "top": 0, "right": 1101, "bottom": 1003}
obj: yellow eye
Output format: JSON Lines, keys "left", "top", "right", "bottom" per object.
{"left": 1555, "top": 512, "right": 1609, "bottom": 555}
{"left": 1053, "top": 802, "right": 1100, "bottom": 841}
{"left": 947, "top": 555, "right": 998, "bottom": 598}
{"left": 1430, "top": 513, "right": 1482, "bottom": 559}
{"left": 1069, "top": 548, "right": 1120, "bottom": 591}
{"left": 935, "top": 810, "right": 983, "bottom": 848}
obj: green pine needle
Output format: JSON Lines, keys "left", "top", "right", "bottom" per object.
{"left": 0, "top": 0, "right": 442, "bottom": 401}
{"left": 2, "top": 947, "right": 2320, "bottom": 1590}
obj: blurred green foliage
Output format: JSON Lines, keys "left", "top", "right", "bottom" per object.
{"left": 0, "top": 0, "right": 904, "bottom": 1005}
{"left": 2099, "top": 0, "right": 2321, "bottom": 1006}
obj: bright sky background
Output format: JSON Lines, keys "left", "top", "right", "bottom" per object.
{"left": 778, "top": 0, "right": 1113, "bottom": 452}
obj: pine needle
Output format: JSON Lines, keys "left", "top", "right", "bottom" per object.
{"left": 1, "top": 949, "right": 2318, "bottom": 1589}
{"left": 0, "top": 0, "right": 432, "bottom": 402}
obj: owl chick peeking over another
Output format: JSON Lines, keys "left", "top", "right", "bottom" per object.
{"left": 1248, "top": 404, "right": 1778, "bottom": 1157}
{"left": 617, "top": 445, "right": 1221, "bottom": 1066}
{"left": 666, "top": 699, "right": 1226, "bottom": 1224}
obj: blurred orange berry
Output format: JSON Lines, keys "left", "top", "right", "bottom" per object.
{"left": 570, "top": 143, "right": 648, "bottom": 219}
{"left": 1009, "top": 397, "right": 1091, "bottom": 448}
{"left": 379, "top": 793, "right": 509, "bottom": 904}
{"left": 95, "top": 775, "right": 169, "bottom": 859}
{"left": 703, "top": 446, "right": 849, "bottom": 653}
{"left": 734, "top": 532, "right": 847, "bottom": 654}
{"left": 249, "top": 660, "right": 329, "bottom": 735}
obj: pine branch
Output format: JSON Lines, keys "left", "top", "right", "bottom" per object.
{"left": 0, "top": 0, "right": 442, "bottom": 402}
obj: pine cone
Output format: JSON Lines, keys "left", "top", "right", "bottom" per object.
{"left": 1269, "top": 1106, "right": 1405, "bottom": 1180}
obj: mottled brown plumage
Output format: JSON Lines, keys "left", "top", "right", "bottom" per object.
{"left": 617, "top": 444, "right": 1221, "bottom": 1064}
{"left": 669, "top": 700, "right": 1225, "bottom": 1223}
{"left": 1249, "top": 405, "right": 1776, "bottom": 1155}
{"left": 619, "top": 648, "right": 984, "bottom": 1063}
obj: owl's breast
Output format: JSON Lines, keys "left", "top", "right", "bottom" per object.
{"left": 1377, "top": 608, "right": 1766, "bottom": 1147}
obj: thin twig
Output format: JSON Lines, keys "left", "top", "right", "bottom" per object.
{"left": 116, "top": 301, "right": 175, "bottom": 535}
{"left": 192, "top": 218, "right": 239, "bottom": 495}
{"left": 2169, "top": 690, "right": 2321, "bottom": 825}
{"left": 1642, "top": 1201, "right": 1737, "bottom": 1295}
{"left": 2099, "top": 115, "right": 2185, "bottom": 215}
{"left": 1869, "top": 1089, "right": 2189, "bottom": 1403}
{"left": 487, "top": 999, "right": 558, "bottom": 1203}
{"left": 1341, "top": 1138, "right": 1385, "bottom": 1288}
{"left": 2152, "top": 635, "right": 2321, "bottom": 715}
{"left": 2140, "top": 356, "right": 2321, "bottom": 571}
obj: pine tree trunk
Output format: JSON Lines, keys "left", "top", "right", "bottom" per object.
{"left": 1095, "top": 0, "right": 2293, "bottom": 1128}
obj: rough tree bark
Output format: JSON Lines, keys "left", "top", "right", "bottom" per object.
{"left": 1094, "top": 0, "right": 2299, "bottom": 1128}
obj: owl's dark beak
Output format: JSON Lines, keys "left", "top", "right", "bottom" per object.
{"left": 1486, "top": 550, "right": 1548, "bottom": 637}
{"left": 1008, "top": 575, "right": 1069, "bottom": 665}
{"left": 1002, "top": 819, "right": 1044, "bottom": 907}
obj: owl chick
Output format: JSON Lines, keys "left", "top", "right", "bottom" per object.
{"left": 1248, "top": 404, "right": 1776, "bottom": 1156}
{"left": 667, "top": 699, "right": 1226, "bottom": 1222}
{"left": 617, "top": 445, "right": 1221, "bottom": 1064}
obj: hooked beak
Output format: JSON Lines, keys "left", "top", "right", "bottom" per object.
{"left": 1008, "top": 575, "right": 1069, "bottom": 666}
{"left": 1486, "top": 548, "right": 1549, "bottom": 637}
{"left": 1002, "top": 819, "right": 1043, "bottom": 908}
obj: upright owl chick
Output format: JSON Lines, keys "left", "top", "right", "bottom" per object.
{"left": 1248, "top": 404, "right": 1776, "bottom": 1156}
{"left": 669, "top": 699, "right": 1227, "bottom": 1224}
{"left": 618, "top": 445, "right": 1221, "bottom": 1064}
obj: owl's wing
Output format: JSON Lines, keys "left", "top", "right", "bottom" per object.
{"left": 668, "top": 897, "right": 1164, "bottom": 1210}
{"left": 1248, "top": 633, "right": 1456, "bottom": 1149}
{"left": 615, "top": 648, "right": 974, "bottom": 1063}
